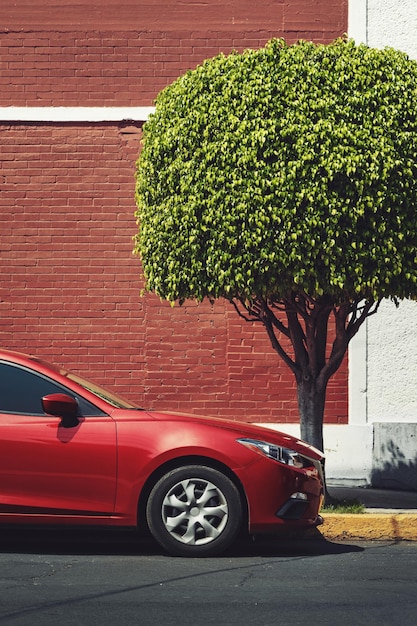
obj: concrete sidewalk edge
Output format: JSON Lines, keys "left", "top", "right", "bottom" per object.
{"left": 319, "top": 512, "right": 417, "bottom": 541}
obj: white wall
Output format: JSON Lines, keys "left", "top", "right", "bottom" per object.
{"left": 275, "top": 1, "right": 417, "bottom": 488}
{"left": 339, "top": 0, "right": 417, "bottom": 487}
{"left": 348, "top": 0, "right": 417, "bottom": 429}
{"left": 349, "top": 0, "right": 417, "bottom": 56}
{"left": 367, "top": 301, "right": 417, "bottom": 424}
{"left": 368, "top": 0, "right": 417, "bottom": 55}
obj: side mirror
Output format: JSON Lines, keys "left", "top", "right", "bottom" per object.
{"left": 42, "top": 393, "right": 80, "bottom": 428}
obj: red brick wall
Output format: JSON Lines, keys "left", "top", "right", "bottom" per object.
{"left": 0, "top": 0, "right": 348, "bottom": 424}
{"left": 1, "top": 0, "right": 347, "bottom": 33}
{"left": 0, "top": 0, "right": 348, "bottom": 106}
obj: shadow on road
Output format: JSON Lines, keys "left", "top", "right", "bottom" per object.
{"left": 0, "top": 527, "right": 363, "bottom": 558}
{"left": 229, "top": 531, "right": 364, "bottom": 557}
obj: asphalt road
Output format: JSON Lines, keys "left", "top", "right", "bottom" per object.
{"left": 0, "top": 529, "right": 416, "bottom": 625}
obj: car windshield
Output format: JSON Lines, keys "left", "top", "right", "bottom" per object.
{"left": 64, "top": 371, "right": 140, "bottom": 409}
{"left": 18, "top": 353, "right": 142, "bottom": 410}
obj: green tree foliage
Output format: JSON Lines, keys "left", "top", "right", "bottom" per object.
{"left": 134, "top": 38, "right": 417, "bottom": 451}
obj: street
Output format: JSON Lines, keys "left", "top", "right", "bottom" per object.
{"left": 0, "top": 529, "right": 416, "bottom": 625}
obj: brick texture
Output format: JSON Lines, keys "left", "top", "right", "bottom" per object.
{"left": 0, "top": 0, "right": 348, "bottom": 424}
{"left": 0, "top": 0, "right": 348, "bottom": 106}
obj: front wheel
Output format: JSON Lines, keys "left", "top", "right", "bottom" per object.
{"left": 146, "top": 465, "right": 243, "bottom": 557}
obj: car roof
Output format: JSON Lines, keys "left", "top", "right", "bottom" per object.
{"left": 0, "top": 349, "right": 61, "bottom": 372}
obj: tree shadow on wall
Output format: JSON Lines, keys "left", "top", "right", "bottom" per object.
{"left": 371, "top": 438, "right": 417, "bottom": 491}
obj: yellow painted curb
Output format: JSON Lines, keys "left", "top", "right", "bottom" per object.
{"left": 320, "top": 513, "right": 417, "bottom": 541}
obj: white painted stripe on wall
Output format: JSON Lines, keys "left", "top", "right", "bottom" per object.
{"left": 0, "top": 107, "right": 155, "bottom": 122}
{"left": 347, "top": 0, "right": 369, "bottom": 427}
{"left": 348, "top": 321, "right": 368, "bottom": 426}
{"left": 348, "top": 0, "right": 368, "bottom": 45}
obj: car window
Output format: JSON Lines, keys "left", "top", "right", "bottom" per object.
{"left": 0, "top": 362, "right": 106, "bottom": 416}
{"left": 65, "top": 372, "right": 138, "bottom": 409}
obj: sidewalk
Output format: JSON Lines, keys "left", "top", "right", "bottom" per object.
{"left": 319, "top": 486, "right": 417, "bottom": 541}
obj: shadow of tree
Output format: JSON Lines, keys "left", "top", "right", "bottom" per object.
{"left": 372, "top": 436, "right": 417, "bottom": 491}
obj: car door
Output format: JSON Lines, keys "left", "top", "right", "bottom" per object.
{"left": 0, "top": 362, "right": 117, "bottom": 518}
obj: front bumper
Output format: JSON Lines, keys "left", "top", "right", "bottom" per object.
{"left": 237, "top": 454, "right": 324, "bottom": 534}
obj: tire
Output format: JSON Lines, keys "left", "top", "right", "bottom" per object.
{"left": 146, "top": 465, "right": 243, "bottom": 557}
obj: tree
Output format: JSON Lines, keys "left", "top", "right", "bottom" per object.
{"left": 134, "top": 38, "right": 417, "bottom": 452}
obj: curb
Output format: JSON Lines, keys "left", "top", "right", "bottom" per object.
{"left": 319, "top": 512, "right": 417, "bottom": 541}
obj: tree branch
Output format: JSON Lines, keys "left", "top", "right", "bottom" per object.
{"left": 231, "top": 297, "right": 297, "bottom": 374}
{"left": 346, "top": 298, "right": 380, "bottom": 339}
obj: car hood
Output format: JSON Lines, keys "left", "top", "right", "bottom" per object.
{"left": 137, "top": 409, "right": 324, "bottom": 461}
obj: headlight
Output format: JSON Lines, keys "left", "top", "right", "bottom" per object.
{"left": 237, "top": 438, "right": 305, "bottom": 468}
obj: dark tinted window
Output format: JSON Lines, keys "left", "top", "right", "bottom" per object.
{"left": 0, "top": 362, "right": 105, "bottom": 416}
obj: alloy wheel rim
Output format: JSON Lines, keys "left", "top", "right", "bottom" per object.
{"left": 161, "top": 477, "right": 229, "bottom": 545}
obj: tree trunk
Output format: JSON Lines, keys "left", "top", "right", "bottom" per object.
{"left": 296, "top": 375, "right": 326, "bottom": 453}
{"left": 296, "top": 374, "right": 334, "bottom": 503}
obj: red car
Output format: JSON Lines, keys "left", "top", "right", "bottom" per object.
{"left": 0, "top": 349, "right": 324, "bottom": 556}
